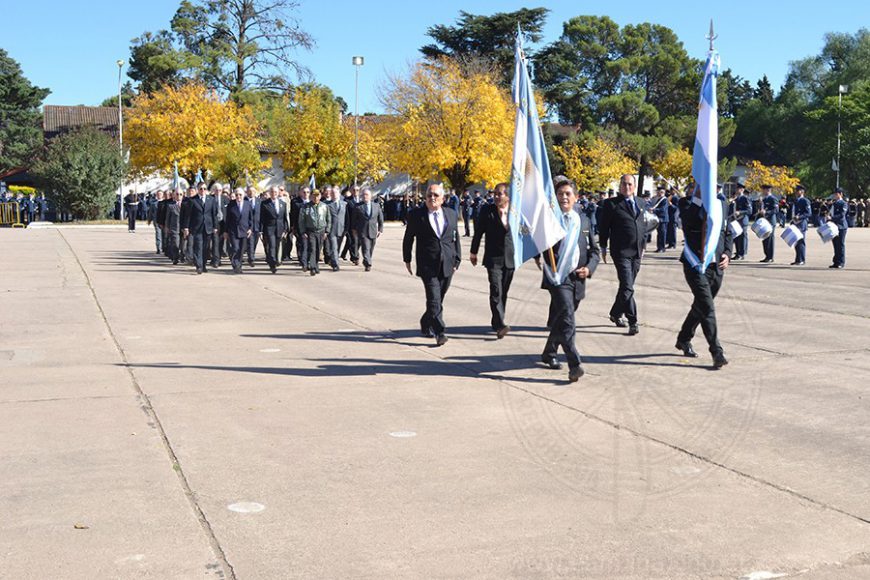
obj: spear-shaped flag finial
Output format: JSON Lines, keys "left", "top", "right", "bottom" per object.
{"left": 706, "top": 19, "right": 718, "bottom": 52}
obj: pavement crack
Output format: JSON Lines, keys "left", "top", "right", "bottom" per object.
{"left": 56, "top": 229, "right": 237, "bottom": 580}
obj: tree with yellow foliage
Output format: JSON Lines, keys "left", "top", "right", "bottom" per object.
{"left": 355, "top": 117, "right": 392, "bottom": 185}
{"left": 263, "top": 84, "right": 355, "bottom": 185}
{"left": 651, "top": 147, "right": 693, "bottom": 190}
{"left": 744, "top": 160, "right": 800, "bottom": 194}
{"left": 553, "top": 137, "right": 636, "bottom": 192}
{"left": 125, "top": 83, "right": 263, "bottom": 184}
{"left": 380, "top": 58, "right": 514, "bottom": 192}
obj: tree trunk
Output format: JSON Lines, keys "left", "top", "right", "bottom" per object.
{"left": 636, "top": 155, "right": 649, "bottom": 195}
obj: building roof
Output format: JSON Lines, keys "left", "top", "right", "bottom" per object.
{"left": 43, "top": 105, "right": 121, "bottom": 141}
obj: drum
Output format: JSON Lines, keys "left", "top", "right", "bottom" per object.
{"left": 751, "top": 217, "right": 773, "bottom": 240}
{"left": 642, "top": 210, "right": 659, "bottom": 234}
{"left": 817, "top": 221, "right": 839, "bottom": 243}
{"left": 780, "top": 224, "right": 803, "bottom": 247}
{"left": 729, "top": 220, "right": 743, "bottom": 237}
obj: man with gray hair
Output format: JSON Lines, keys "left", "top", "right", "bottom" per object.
{"left": 352, "top": 187, "right": 384, "bottom": 271}
{"left": 324, "top": 186, "right": 347, "bottom": 271}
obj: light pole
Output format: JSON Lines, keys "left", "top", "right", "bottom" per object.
{"left": 836, "top": 84, "right": 848, "bottom": 190}
{"left": 117, "top": 59, "right": 125, "bottom": 214}
{"left": 352, "top": 56, "right": 364, "bottom": 186}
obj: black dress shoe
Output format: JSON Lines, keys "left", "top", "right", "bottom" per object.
{"left": 421, "top": 329, "right": 434, "bottom": 338}
{"left": 628, "top": 324, "right": 639, "bottom": 336}
{"left": 568, "top": 365, "right": 585, "bottom": 382}
{"left": 609, "top": 315, "right": 628, "bottom": 328}
{"left": 759, "top": 258, "right": 770, "bottom": 263}
{"left": 540, "top": 355, "right": 562, "bottom": 370}
{"left": 496, "top": 325, "right": 510, "bottom": 339}
{"left": 364, "top": 265, "right": 371, "bottom": 271}
{"left": 675, "top": 340, "right": 698, "bottom": 358}
{"left": 270, "top": 265, "right": 277, "bottom": 273}
{"left": 310, "top": 270, "right": 316, "bottom": 276}
{"left": 712, "top": 352, "right": 729, "bottom": 369}
{"left": 435, "top": 334, "right": 448, "bottom": 346}
{"left": 196, "top": 268, "right": 203, "bottom": 275}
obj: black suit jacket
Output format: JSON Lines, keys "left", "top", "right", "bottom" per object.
{"left": 164, "top": 201, "right": 182, "bottom": 234}
{"left": 352, "top": 201, "right": 384, "bottom": 239}
{"left": 259, "top": 199, "right": 288, "bottom": 237}
{"left": 181, "top": 195, "right": 219, "bottom": 234}
{"left": 470, "top": 204, "right": 514, "bottom": 269}
{"left": 541, "top": 214, "right": 600, "bottom": 301}
{"left": 678, "top": 198, "right": 733, "bottom": 270}
{"left": 598, "top": 195, "right": 646, "bottom": 259}
{"left": 225, "top": 199, "right": 254, "bottom": 238}
{"left": 403, "top": 206, "right": 462, "bottom": 279}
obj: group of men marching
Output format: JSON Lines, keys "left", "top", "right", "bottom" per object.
{"left": 145, "top": 183, "right": 384, "bottom": 275}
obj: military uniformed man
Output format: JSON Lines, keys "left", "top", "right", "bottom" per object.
{"left": 829, "top": 188, "right": 849, "bottom": 269}
{"left": 791, "top": 185, "right": 811, "bottom": 265}
{"left": 732, "top": 183, "right": 751, "bottom": 259}
{"left": 298, "top": 189, "right": 331, "bottom": 276}
{"left": 124, "top": 190, "right": 139, "bottom": 232}
{"left": 652, "top": 186, "right": 670, "bottom": 252}
{"left": 759, "top": 184, "right": 778, "bottom": 263}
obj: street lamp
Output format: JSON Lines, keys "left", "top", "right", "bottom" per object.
{"left": 117, "top": 59, "right": 125, "bottom": 214}
{"left": 835, "top": 84, "right": 848, "bottom": 189}
{"left": 352, "top": 55, "right": 364, "bottom": 186}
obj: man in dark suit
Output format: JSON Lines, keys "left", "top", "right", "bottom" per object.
{"left": 290, "top": 186, "right": 310, "bottom": 269}
{"left": 352, "top": 187, "right": 384, "bottom": 272}
{"left": 791, "top": 185, "right": 811, "bottom": 265}
{"left": 245, "top": 186, "right": 261, "bottom": 266}
{"left": 208, "top": 185, "right": 224, "bottom": 268}
{"left": 403, "top": 182, "right": 462, "bottom": 346}
{"left": 651, "top": 186, "right": 670, "bottom": 252}
{"left": 341, "top": 185, "right": 361, "bottom": 263}
{"left": 536, "top": 179, "right": 600, "bottom": 382}
{"left": 124, "top": 191, "right": 139, "bottom": 232}
{"left": 323, "top": 186, "right": 347, "bottom": 271}
{"left": 598, "top": 174, "right": 646, "bottom": 335}
{"left": 259, "top": 186, "right": 288, "bottom": 273}
{"left": 224, "top": 188, "right": 254, "bottom": 273}
{"left": 181, "top": 183, "right": 219, "bottom": 274}
{"left": 469, "top": 182, "right": 515, "bottom": 338}
{"left": 146, "top": 190, "right": 165, "bottom": 254}
{"left": 675, "top": 190, "right": 733, "bottom": 369}
{"left": 164, "top": 190, "right": 183, "bottom": 264}
{"left": 156, "top": 190, "right": 171, "bottom": 256}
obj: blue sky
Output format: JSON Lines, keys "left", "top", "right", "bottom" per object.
{"left": 5, "top": 1, "right": 868, "bottom": 113}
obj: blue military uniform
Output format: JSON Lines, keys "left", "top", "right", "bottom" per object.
{"left": 830, "top": 196, "right": 849, "bottom": 268}
{"left": 651, "top": 193, "right": 670, "bottom": 252}
{"left": 791, "top": 194, "right": 811, "bottom": 265}
{"left": 760, "top": 192, "right": 779, "bottom": 262}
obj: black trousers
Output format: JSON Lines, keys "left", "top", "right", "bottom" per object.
{"left": 656, "top": 222, "right": 668, "bottom": 251}
{"left": 229, "top": 235, "right": 246, "bottom": 271}
{"left": 294, "top": 232, "right": 308, "bottom": 265}
{"left": 282, "top": 232, "right": 293, "bottom": 262}
{"left": 246, "top": 234, "right": 259, "bottom": 264}
{"left": 666, "top": 220, "right": 677, "bottom": 247}
{"left": 209, "top": 230, "right": 221, "bottom": 267}
{"left": 341, "top": 232, "right": 359, "bottom": 262}
{"left": 191, "top": 232, "right": 208, "bottom": 271}
{"left": 263, "top": 231, "right": 280, "bottom": 269}
{"left": 486, "top": 264, "right": 514, "bottom": 331}
{"left": 126, "top": 207, "right": 137, "bottom": 231}
{"left": 326, "top": 232, "right": 342, "bottom": 268}
{"left": 462, "top": 215, "right": 470, "bottom": 236}
{"left": 167, "top": 231, "right": 180, "bottom": 263}
{"left": 832, "top": 228, "right": 847, "bottom": 266}
{"left": 420, "top": 274, "right": 452, "bottom": 336}
{"left": 153, "top": 223, "right": 163, "bottom": 252}
{"left": 734, "top": 231, "right": 748, "bottom": 257}
{"left": 359, "top": 235, "right": 376, "bottom": 267}
{"left": 609, "top": 256, "right": 641, "bottom": 324}
{"left": 794, "top": 237, "right": 807, "bottom": 263}
{"left": 762, "top": 227, "right": 776, "bottom": 260}
{"left": 543, "top": 284, "right": 582, "bottom": 369}
{"left": 678, "top": 261, "right": 724, "bottom": 355}
{"left": 307, "top": 232, "right": 324, "bottom": 272}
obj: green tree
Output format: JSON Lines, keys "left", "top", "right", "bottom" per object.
{"left": 720, "top": 69, "right": 754, "bottom": 119}
{"left": 99, "top": 82, "right": 136, "bottom": 107}
{"left": 0, "top": 49, "right": 51, "bottom": 174}
{"left": 32, "top": 127, "right": 127, "bottom": 220}
{"left": 754, "top": 75, "right": 775, "bottom": 105}
{"left": 535, "top": 16, "right": 734, "bottom": 193}
{"left": 421, "top": 8, "right": 549, "bottom": 86}
{"left": 127, "top": 30, "right": 193, "bottom": 94}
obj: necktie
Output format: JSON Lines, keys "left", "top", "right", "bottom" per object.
{"left": 366, "top": 203, "right": 371, "bottom": 217}
{"left": 626, "top": 198, "right": 635, "bottom": 216}
{"left": 434, "top": 212, "right": 441, "bottom": 237}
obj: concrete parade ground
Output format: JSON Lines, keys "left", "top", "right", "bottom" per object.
{"left": 2, "top": 223, "right": 870, "bottom": 580}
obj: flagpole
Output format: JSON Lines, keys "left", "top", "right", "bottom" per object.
{"left": 700, "top": 20, "right": 718, "bottom": 261}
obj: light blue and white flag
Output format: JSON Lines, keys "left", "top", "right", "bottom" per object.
{"left": 194, "top": 169, "right": 203, "bottom": 186}
{"left": 309, "top": 174, "right": 316, "bottom": 190}
{"left": 171, "top": 161, "right": 180, "bottom": 191}
{"left": 684, "top": 49, "right": 722, "bottom": 272}
{"left": 509, "top": 28, "right": 565, "bottom": 269}
{"left": 544, "top": 210, "right": 582, "bottom": 286}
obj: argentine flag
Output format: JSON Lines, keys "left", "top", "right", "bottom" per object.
{"left": 684, "top": 50, "right": 723, "bottom": 272}
{"left": 508, "top": 29, "right": 565, "bottom": 268}
{"left": 171, "top": 161, "right": 180, "bottom": 191}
